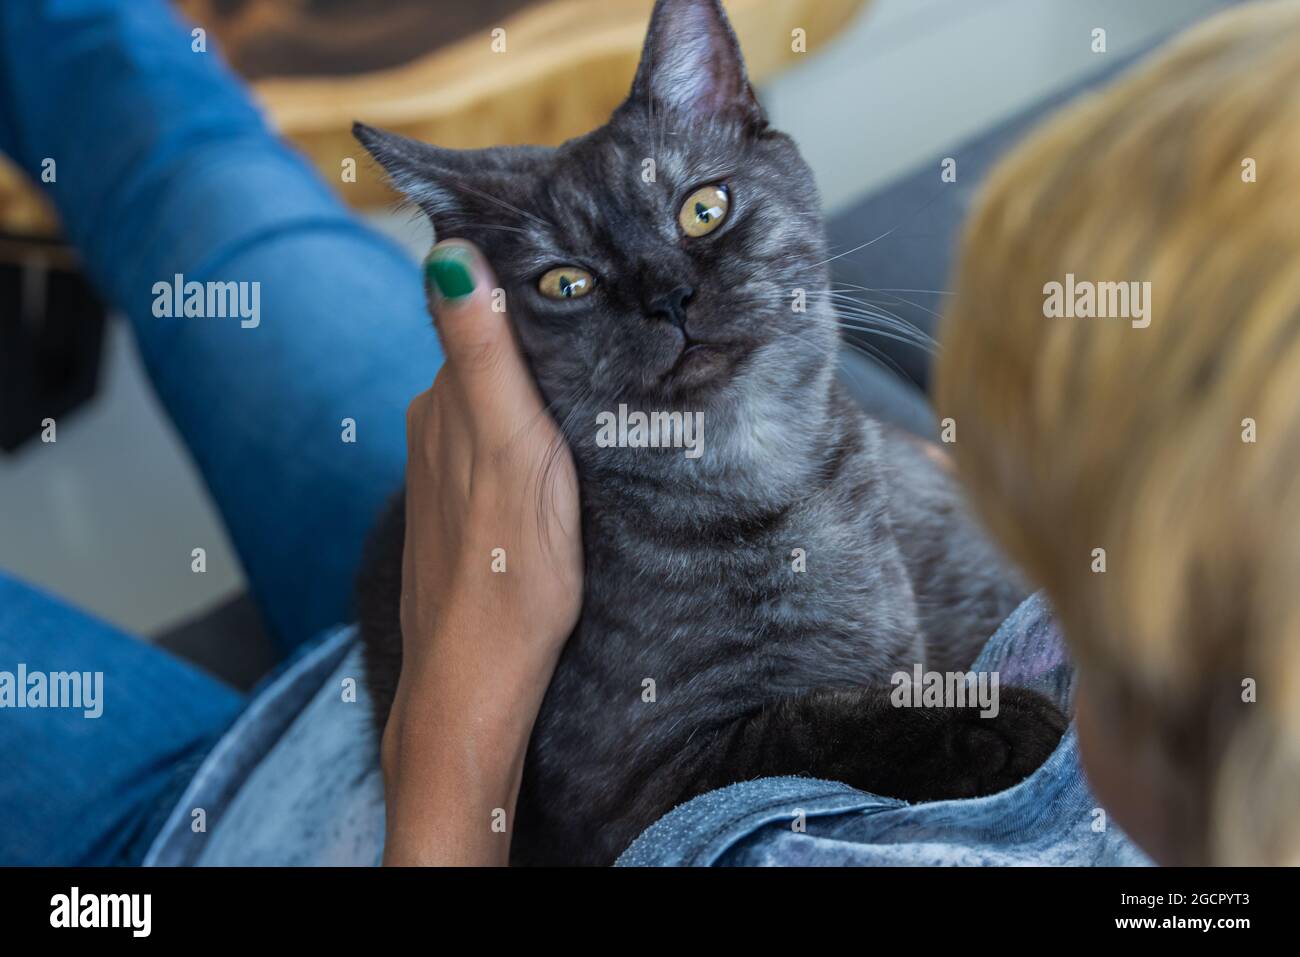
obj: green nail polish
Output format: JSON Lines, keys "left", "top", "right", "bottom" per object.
{"left": 425, "top": 248, "right": 477, "bottom": 301}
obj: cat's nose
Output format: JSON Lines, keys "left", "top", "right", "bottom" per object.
{"left": 647, "top": 285, "right": 696, "bottom": 330}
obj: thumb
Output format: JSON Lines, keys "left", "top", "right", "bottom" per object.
{"left": 424, "top": 240, "right": 535, "bottom": 414}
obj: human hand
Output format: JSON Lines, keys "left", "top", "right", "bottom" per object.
{"left": 381, "top": 240, "right": 582, "bottom": 865}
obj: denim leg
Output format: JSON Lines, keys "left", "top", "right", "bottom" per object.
{"left": 0, "top": 571, "right": 244, "bottom": 865}
{"left": 0, "top": 0, "right": 442, "bottom": 653}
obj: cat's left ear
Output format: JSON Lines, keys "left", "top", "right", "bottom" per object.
{"left": 353, "top": 122, "right": 497, "bottom": 232}
{"left": 353, "top": 122, "right": 464, "bottom": 218}
{"left": 626, "top": 0, "right": 765, "bottom": 125}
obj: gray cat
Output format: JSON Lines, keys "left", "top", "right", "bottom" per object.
{"left": 354, "top": 0, "right": 1064, "bottom": 866}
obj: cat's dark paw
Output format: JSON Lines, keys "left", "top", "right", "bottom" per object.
{"left": 937, "top": 687, "right": 1067, "bottom": 798}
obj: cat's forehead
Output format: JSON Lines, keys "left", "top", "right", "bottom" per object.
{"left": 529, "top": 118, "right": 748, "bottom": 234}
{"left": 589, "top": 116, "right": 743, "bottom": 188}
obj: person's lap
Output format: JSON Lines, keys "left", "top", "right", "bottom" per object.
{"left": 0, "top": 573, "right": 243, "bottom": 864}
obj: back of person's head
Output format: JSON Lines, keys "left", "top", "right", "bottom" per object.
{"left": 936, "top": 0, "right": 1300, "bottom": 865}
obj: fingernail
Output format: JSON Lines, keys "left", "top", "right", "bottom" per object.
{"left": 424, "top": 246, "right": 478, "bottom": 302}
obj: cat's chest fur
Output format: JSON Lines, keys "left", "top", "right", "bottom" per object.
{"left": 515, "top": 387, "right": 926, "bottom": 860}
{"left": 565, "top": 405, "right": 919, "bottom": 700}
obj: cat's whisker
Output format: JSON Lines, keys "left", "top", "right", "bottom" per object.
{"left": 720, "top": 293, "right": 937, "bottom": 355}
{"left": 831, "top": 310, "right": 937, "bottom": 348}
{"left": 817, "top": 292, "right": 912, "bottom": 313}
{"left": 808, "top": 291, "right": 939, "bottom": 348}
{"left": 829, "top": 304, "right": 930, "bottom": 328}
{"left": 532, "top": 384, "right": 595, "bottom": 549}
{"left": 821, "top": 304, "right": 935, "bottom": 345}
{"left": 836, "top": 284, "right": 954, "bottom": 297}
{"left": 874, "top": 293, "right": 945, "bottom": 324}
{"left": 827, "top": 283, "right": 948, "bottom": 322}
{"left": 646, "top": 49, "right": 661, "bottom": 158}
{"left": 832, "top": 308, "right": 935, "bottom": 338}
{"left": 831, "top": 303, "right": 934, "bottom": 338}
{"left": 835, "top": 322, "right": 938, "bottom": 355}
{"left": 804, "top": 187, "right": 947, "bottom": 270}
{"left": 847, "top": 296, "right": 943, "bottom": 325}
{"left": 839, "top": 335, "right": 911, "bottom": 379}
{"left": 833, "top": 310, "right": 935, "bottom": 339}
{"left": 467, "top": 222, "right": 533, "bottom": 236}
{"left": 446, "top": 176, "right": 550, "bottom": 228}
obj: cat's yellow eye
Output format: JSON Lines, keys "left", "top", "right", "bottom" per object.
{"left": 538, "top": 267, "right": 595, "bottom": 300}
{"left": 679, "top": 184, "right": 730, "bottom": 237}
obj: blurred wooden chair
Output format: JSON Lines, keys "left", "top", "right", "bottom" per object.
{"left": 3, "top": 0, "right": 869, "bottom": 231}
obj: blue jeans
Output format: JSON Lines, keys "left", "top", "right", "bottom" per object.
{"left": 0, "top": 0, "right": 443, "bottom": 864}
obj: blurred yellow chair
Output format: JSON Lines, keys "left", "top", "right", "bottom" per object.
{"left": 0, "top": 0, "right": 868, "bottom": 237}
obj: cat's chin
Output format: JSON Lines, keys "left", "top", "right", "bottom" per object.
{"left": 656, "top": 339, "right": 755, "bottom": 402}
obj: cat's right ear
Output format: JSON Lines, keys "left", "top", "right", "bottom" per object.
{"left": 625, "top": 0, "right": 765, "bottom": 125}
{"left": 353, "top": 122, "right": 472, "bottom": 227}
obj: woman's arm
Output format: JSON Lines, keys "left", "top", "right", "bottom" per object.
{"left": 380, "top": 241, "right": 582, "bottom": 866}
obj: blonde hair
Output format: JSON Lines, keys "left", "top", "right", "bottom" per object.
{"left": 936, "top": 1, "right": 1300, "bottom": 864}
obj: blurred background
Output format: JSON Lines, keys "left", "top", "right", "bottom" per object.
{"left": 0, "top": 0, "right": 1230, "bottom": 663}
